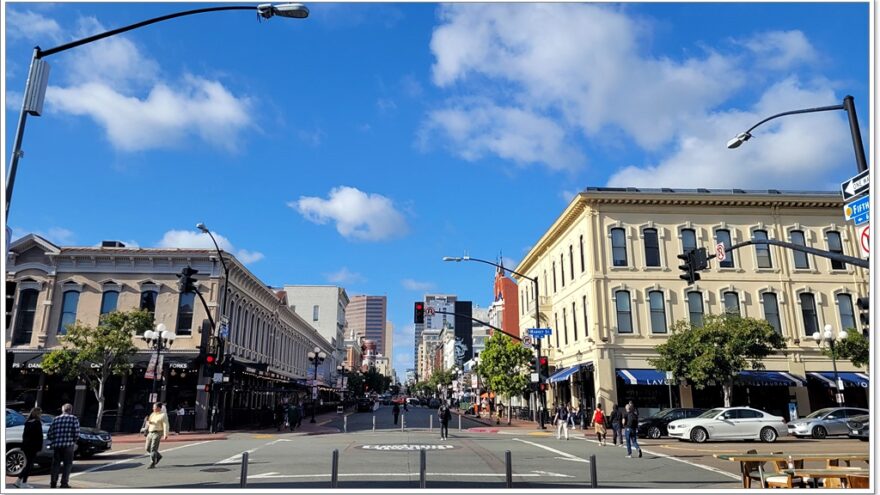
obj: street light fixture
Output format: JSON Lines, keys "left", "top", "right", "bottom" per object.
{"left": 442, "top": 254, "right": 548, "bottom": 429}
{"left": 142, "top": 323, "right": 177, "bottom": 404}
{"left": 726, "top": 95, "right": 868, "bottom": 174}
{"left": 5, "top": 3, "right": 309, "bottom": 221}
{"left": 812, "top": 324, "right": 848, "bottom": 407}
{"left": 308, "top": 346, "right": 327, "bottom": 423}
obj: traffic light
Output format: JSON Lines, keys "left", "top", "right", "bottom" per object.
{"left": 414, "top": 302, "right": 425, "bottom": 324}
{"left": 539, "top": 356, "right": 549, "bottom": 379}
{"left": 692, "top": 247, "right": 709, "bottom": 271}
{"left": 202, "top": 336, "right": 219, "bottom": 377}
{"left": 677, "top": 251, "right": 701, "bottom": 285}
{"left": 857, "top": 296, "right": 869, "bottom": 334}
{"left": 177, "top": 266, "right": 199, "bottom": 293}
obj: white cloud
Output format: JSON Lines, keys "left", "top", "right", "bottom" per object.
{"left": 740, "top": 30, "right": 819, "bottom": 71}
{"left": 325, "top": 267, "right": 366, "bottom": 285}
{"left": 290, "top": 186, "right": 409, "bottom": 241}
{"left": 401, "top": 279, "right": 436, "bottom": 291}
{"left": 607, "top": 78, "right": 851, "bottom": 189}
{"left": 12, "top": 226, "right": 75, "bottom": 245}
{"left": 377, "top": 98, "right": 397, "bottom": 112}
{"left": 6, "top": 9, "right": 62, "bottom": 43}
{"left": 157, "top": 230, "right": 264, "bottom": 265}
{"left": 559, "top": 190, "right": 578, "bottom": 203}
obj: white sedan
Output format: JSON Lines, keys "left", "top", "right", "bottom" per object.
{"left": 666, "top": 407, "right": 787, "bottom": 443}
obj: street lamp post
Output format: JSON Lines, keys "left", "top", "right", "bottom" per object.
{"left": 442, "top": 255, "right": 547, "bottom": 429}
{"left": 812, "top": 324, "right": 849, "bottom": 407}
{"left": 336, "top": 364, "right": 348, "bottom": 405}
{"left": 5, "top": 3, "right": 309, "bottom": 222}
{"left": 726, "top": 95, "right": 868, "bottom": 174}
{"left": 142, "top": 323, "right": 177, "bottom": 403}
{"left": 308, "top": 346, "right": 327, "bottom": 423}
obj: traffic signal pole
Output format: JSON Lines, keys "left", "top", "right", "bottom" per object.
{"left": 713, "top": 239, "right": 868, "bottom": 269}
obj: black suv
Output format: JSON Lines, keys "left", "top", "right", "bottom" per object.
{"left": 356, "top": 398, "right": 374, "bottom": 413}
{"left": 637, "top": 408, "right": 705, "bottom": 438}
{"left": 41, "top": 414, "right": 112, "bottom": 458}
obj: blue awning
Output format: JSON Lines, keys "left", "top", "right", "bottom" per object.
{"left": 737, "top": 370, "right": 805, "bottom": 387}
{"left": 808, "top": 372, "right": 869, "bottom": 389}
{"left": 548, "top": 366, "right": 579, "bottom": 383}
{"left": 617, "top": 369, "right": 667, "bottom": 386}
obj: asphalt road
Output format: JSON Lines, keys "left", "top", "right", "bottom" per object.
{"left": 7, "top": 406, "right": 868, "bottom": 490}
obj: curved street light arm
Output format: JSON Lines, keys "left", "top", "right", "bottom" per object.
{"left": 742, "top": 104, "right": 844, "bottom": 136}
{"left": 459, "top": 256, "right": 536, "bottom": 283}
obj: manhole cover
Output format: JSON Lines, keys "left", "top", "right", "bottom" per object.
{"left": 361, "top": 444, "right": 456, "bottom": 451}
{"left": 200, "top": 467, "right": 231, "bottom": 472}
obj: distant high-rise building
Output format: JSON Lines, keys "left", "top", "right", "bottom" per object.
{"left": 414, "top": 294, "right": 457, "bottom": 365}
{"left": 384, "top": 320, "right": 393, "bottom": 365}
{"left": 347, "top": 295, "right": 388, "bottom": 356}
{"left": 283, "top": 285, "right": 349, "bottom": 369}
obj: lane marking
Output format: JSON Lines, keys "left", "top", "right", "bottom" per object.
{"left": 250, "top": 471, "right": 573, "bottom": 479}
{"left": 512, "top": 437, "right": 590, "bottom": 463}
{"left": 215, "top": 438, "right": 291, "bottom": 464}
{"left": 99, "top": 446, "right": 139, "bottom": 456}
{"left": 71, "top": 440, "right": 214, "bottom": 477}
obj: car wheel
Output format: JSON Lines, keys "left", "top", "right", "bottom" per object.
{"left": 690, "top": 427, "right": 708, "bottom": 443}
{"left": 648, "top": 426, "right": 662, "bottom": 439}
{"left": 761, "top": 427, "right": 778, "bottom": 443}
{"left": 811, "top": 426, "right": 827, "bottom": 439}
{"left": 6, "top": 447, "right": 27, "bottom": 477}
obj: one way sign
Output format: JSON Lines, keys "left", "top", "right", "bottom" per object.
{"left": 841, "top": 170, "right": 870, "bottom": 202}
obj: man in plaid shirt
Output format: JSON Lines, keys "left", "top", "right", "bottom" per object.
{"left": 47, "top": 403, "right": 79, "bottom": 488}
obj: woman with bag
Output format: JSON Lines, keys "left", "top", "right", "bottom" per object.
{"left": 14, "top": 407, "right": 43, "bottom": 488}
{"left": 590, "top": 403, "right": 608, "bottom": 446}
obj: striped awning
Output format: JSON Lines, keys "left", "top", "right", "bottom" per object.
{"left": 737, "top": 370, "right": 805, "bottom": 387}
{"left": 616, "top": 369, "right": 667, "bottom": 386}
{"left": 548, "top": 366, "right": 579, "bottom": 383}
{"left": 808, "top": 372, "right": 869, "bottom": 389}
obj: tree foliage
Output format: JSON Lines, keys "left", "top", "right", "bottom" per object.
{"left": 820, "top": 329, "right": 869, "bottom": 369}
{"left": 42, "top": 310, "right": 150, "bottom": 429}
{"left": 649, "top": 314, "right": 786, "bottom": 407}
{"left": 476, "top": 331, "right": 532, "bottom": 424}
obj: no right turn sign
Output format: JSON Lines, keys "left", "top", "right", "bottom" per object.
{"left": 859, "top": 224, "right": 869, "bottom": 258}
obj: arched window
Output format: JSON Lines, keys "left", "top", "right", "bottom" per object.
{"left": 799, "top": 292, "right": 818, "bottom": 337}
{"left": 100, "top": 290, "right": 119, "bottom": 315}
{"left": 648, "top": 291, "right": 666, "bottom": 333}
{"left": 762, "top": 293, "right": 781, "bottom": 334}
{"left": 826, "top": 231, "right": 845, "bottom": 270}
{"left": 723, "top": 291, "right": 740, "bottom": 316}
{"left": 554, "top": 313, "right": 560, "bottom": 348}
{"left": 753, "top": 230, "right": 772, "bottom": 268}
{"left": 568, "top": 245, "right": 574, "bottom": 280}
{"left": 59, "top": 290, "right": 80, "bottom": 335}
{"left": 562, "top": 307, "right": 569, "bottom": 345}
{"left": 12, "top": 289, "right": 39, "bottom": 345}
{"left": 140, "top": 290, "right": 158, "bottom": 314}
{"left": 582, "top": 295, "right": 588, "bottom": 338}
{"left": 176, "top": 291, "right": 195, "bottom": 336}
{"left": 644, "top": 228, "right": 660, "bottom": 267}
{"left": 791, "top": 231, "right": 810, "bottom": 269}
{"left": 559, "top": 253, "right": 565, "bottom": 287}
{"left": 715, "top": 229, "right": 734, "bottom": 268}
{"left": 571, "top": 301, "right": 578, "bottom": 341}
{"left": 552, "top": 262, "right": 557, "bottom": 293}
{"left": 611, "top": 228, "right": 627, "bottom": 267}
{"left": 579, "top": 235, "right": 585, "bottom": 272}
{"left": 615, "top": 290, "right": 633, "bottom": 333}
{"left": 681, "top": 228, "right": 697, "bottom": 254}
{"left": 837, "top": 293, "right": 856, "bottom": 331}
{"left": 687, "top": 291, "right": 704, "bottom": 327}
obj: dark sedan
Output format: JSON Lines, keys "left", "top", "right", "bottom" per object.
{"left": 42, "top": 414, "right": 112, "bottom": 458}
{"left": 847, "top": 414, "right": 869, "bottom": 441}
{"left": 356, "top": 398, "right": 375, "bottom": 413}
{"left": 638, "top": 408, "right": 705, "bottom": 438}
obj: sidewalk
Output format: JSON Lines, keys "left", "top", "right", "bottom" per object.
{"left": 453, "top": 408, "right": 543, "bottom": 430}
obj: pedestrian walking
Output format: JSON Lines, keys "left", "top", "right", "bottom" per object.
{"left": 288, "top": 400, "right": 301, "bottom": 431}
{"left": 175, "top": 403, "right": 186, "bottom": 434}
{"left": 14, "top": 407, "right": 43, "bottom": 488}
{"left": 591, "top": 403, "right": 607, "bottom": 446}
{"left": 47, "top": 403, "right": 79, "bottom": 488}
{"left": 623, "top": 403, "right": 642, "bottom": 458}
{"left": 610, "top": 404, "right": 623, "bottom": 447}
{"left": 438, "top": 402, "right": 452, "bottom": 440}
{"left": 553, "top": 404, "right": 570, "bottom": 440}
{"left": 296, "top": 400, "right": 305, "bottom": 429}
{"left": 145, "top": 402, "right": 170, "bottom": 469}
{"left": 392, "top": 402, "right": 401, "bottom": 425}
{"left": 275, "top": 400, "right": 287, "bottom": 431}
{"left": 568, "top": 404, "right": 579, "bottom": 430}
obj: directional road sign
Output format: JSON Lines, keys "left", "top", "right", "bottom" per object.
{"left": 527, "top": 328, "right": 553, "bottom": 337}
{"left": 841, "top": 170, "right": 870, "bottom": 201}
{"left": 522, "top": 335, "right": 533, "bottom": 348}
{"left": 844, "top": 196, "right": 870, "bottom": 226}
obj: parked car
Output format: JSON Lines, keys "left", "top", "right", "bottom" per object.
{"left": 419, "top": 398, "right": 428, "bottom": 406}
{"left": 666, "top": 407, "right": 787, "bottom": 443}
{"left": 356, "top": 398, "right": 375, "bottom": 413}
{"left": 428, "top": 398, "right": 441, "bottom": 409}
{"left": 787, "top": 407, "right": 869, "bottom": 439}
{"left": 846, "top": 414, "right": 869, "bottom": 441}
{"left": 5, "top": 409, "right": 53, "bottom": 477}
{"left": 637, "top": 408, "right": 705, "bottom": 438}
{"left": 407, "top": 397, "right": 421, "bottom": 407}
{"left": 41, "top": 414, "right": 112, "bottom": 458}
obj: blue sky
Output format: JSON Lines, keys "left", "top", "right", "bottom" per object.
{"left": 4, "top": 2, "right": 870, "bottom": 378}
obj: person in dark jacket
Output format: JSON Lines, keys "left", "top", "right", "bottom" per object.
{"left": 438, "top": 402, "right": 452, "bottom": 440}
{"left": 392, "top": 402, "right": 401, "bottom": 425}
{"left": 15, "top": 407, "right": 43, "bottom": 488}
{"left": 623, "top": 403, "right": 642, "bottom": 458}
{"left": 610, "top": 404, "right": 623, "bottom": 447}
{"left": 287, "top": 401, "right": 301, "bottom": 431}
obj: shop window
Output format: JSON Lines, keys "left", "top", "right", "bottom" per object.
{"left": 753, "top": 230, "right": 772, "bottom": 268}
{"left": 687, "top": 291, "right": 704, "bottom": 327}
{"left": 791, "top": 231, "right": 810, "bottom": 269}
{"left": 649, "top": 290, "right": 666, "bottom": 334}
{"left": 611, "top": 228, "right": 628, "bottom": 267}
{"left": 762, "top": 293, "right": 781, "bottom": 334}
{"left": 644, "top": 228, "right": 660, "bottom": 267}
{"left": 615, "top": 290, "right": 633, "bottom": 333}
{"left": 12, "top": 288, "right": 38, "bottom": 345}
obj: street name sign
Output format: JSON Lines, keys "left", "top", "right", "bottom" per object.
{"left": 844, "top": 196, "right": 870, "bottom": 226}
{"left": 527, "top": 328, "right": 553, "bottom": 337}
{"left": 841, "top": 170, "right": 870, "bottom": 201}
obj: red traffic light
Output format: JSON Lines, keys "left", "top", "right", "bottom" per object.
{"left": 206, "top": 354, "right": 216, "bottom": 364}
{"left": 203, "top": 383, "right": 212, "bottom": 392}
{"left": 538, "top": 356, "right": 548, "bottom": 366}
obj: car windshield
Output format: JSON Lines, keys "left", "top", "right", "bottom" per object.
{"left": 805, "top": 408, "right": 833, "bottom": 419}
{"left": 698, "top": 408, "right": 723, "bottom": 419}
{"left": 650, "top": 409, "right": 673, "bottom": 419}
{"left": 6, "top": 410, "right": 26, "bottom": 428}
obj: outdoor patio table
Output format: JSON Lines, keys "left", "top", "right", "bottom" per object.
{"left": 714, "top": 454, "right": 870, "bottom": 489}
{"left": 783, "top": 468, "right": 870, "bottom": 488}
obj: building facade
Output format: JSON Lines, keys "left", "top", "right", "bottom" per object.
{"left": 514, "top": 188, "right": 869, "bottom": 418}
{"left": 347, "top": 295, "right": 388, "bottom": 357}
{"left": 489, "top": 268, "right": 521, "bottom": 338}
{"left": 5, "top": 235, "right": 334, "bottom": 430}
{"left": 282, "top": 285, "right": 349, "bottom": 373}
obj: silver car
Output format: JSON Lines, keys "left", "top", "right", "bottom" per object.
{"left": 5, "top": 409, "right": 52, "bottom": 477}
{"left": 787, "top": 407, "right": 869, "bottom": 439}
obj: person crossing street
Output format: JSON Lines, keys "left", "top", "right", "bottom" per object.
{"left": 438, "top": 401, "right": 452, "bottom": 440}
{"left": 623, "top": 403, "right": 642, "bottom": 458}
{"left": 553, "top": 404, "right": 570, "bottom": 440}
{"left": 145, "top": 402, "right": 170, "bottom": 469}
{"left": 47, "top": 403, "right": 79, "bottom": 488}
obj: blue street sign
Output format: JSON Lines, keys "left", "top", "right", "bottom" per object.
{"left": 527, "top": 327, "right": 553, "bottom": 337}
{"left": 844, "top": 196, "right": 870, "bottom": 226}
{"left": 219, "top": 323, "right": 229, "bottom": 340}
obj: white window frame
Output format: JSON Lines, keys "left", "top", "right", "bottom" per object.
{"left": 608, "top": 222, "right": 632, "bottom": 271}
{"left": 642, "top": 285, "right": 671, "bottom": 336}
{"left": 638, "top": 222, "right": 666, "bottom": 271}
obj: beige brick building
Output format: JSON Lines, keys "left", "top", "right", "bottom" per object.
{"left": 514, "top": 188, "right": 869, "bottom": 418}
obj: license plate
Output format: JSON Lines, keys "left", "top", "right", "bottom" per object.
{"left": 852, "top": 430, "right": 859, "bottom": 435}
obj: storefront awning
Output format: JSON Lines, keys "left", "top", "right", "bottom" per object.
{"left": 617, "top": 369, "right": 666, "bottom": 385}
{"left": 548, "top": 366, "right": 579, "bottom": 383}
{"left": 737, "top": 370, "right": 805, "bottom": 387}
{"left": 808, "top": 372, "right": 869, "bottom": 389}
{"left": 9, "top": 351, "right": 45, "bottom": 369}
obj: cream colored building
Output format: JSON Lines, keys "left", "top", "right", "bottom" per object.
{"left": 514, "top": 188, "right": 869, "bottom": 418}
{"left": 6, "top": 235, "right": 334, "bottom": 430}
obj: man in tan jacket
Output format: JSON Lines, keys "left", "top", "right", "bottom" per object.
{"left": 145, "top": 402, "right": 170, "bottom": 469}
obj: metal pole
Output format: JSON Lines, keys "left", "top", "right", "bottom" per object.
{"left": 668, "top": 382, "right": 673, "bottom": 409}
{"left": 534, "top": 278, "right": 547, "bottom": 429}
{"left": 311, "top": 359, "right": 318, "bottom": 423}
{"left": 505, "top": 450, "right": 513, "bottom": 488}
{"left": 458, "top": 414, "right": 461, "bottom": 431}
{"left": 589, "top": 454, "right": 597, "bottom": 488}
{"left": 401, "top": 413, "right": 405, "bottom": 431}
{"left": 830, "top": 340, "right": 845, "bottom": 407}
{"left": 330, "top": 449, "right": 339, "bottom": 488}
{"left": 419, "top": 448, "right": 426, "bottom": 489}
{"left": 6, "top": 48, "right": 39, "bottom": 222}
{"left": 430, "top": 414, "right": 433, "bottom": 432}
{"left": 842, "top": 95, "right": 869, "bottom": 173}
{"left": 239, "top": 451, "right": 249, "bottom": 488}
{"left": 344, "top": 415, "right": 348, "bottom": 433}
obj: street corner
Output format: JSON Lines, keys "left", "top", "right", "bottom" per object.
{"left": 466, "top": 427, "right": 500, "bottom": 433}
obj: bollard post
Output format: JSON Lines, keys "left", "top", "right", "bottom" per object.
{"left": 373, "top": 415, "right": 376, "bottom": 432}
{"left": 344, "top": 415, "right": 348, "bottom": 433}
{"left": 505, "top": 450, "right": 513, "bottom": 488}
{"left": 430, "top": 415, "right": 433, "bottom": 432}
{"left": 331, "top": 449, "right": 339, "bottom": 488}
{"left": 419, "top": 448, "right": 427, "bottom": 488}
{"left": 458, "top": 414, "right": 462, "bottom": 431}
{"left": 402, "top": 414, "right": 405, "bottom": 431}
{"left": 239, "top": 451, "right": 249, "bottom": 488}
{"left": 589, "top": 454, "right": 597, "bottom": 488}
